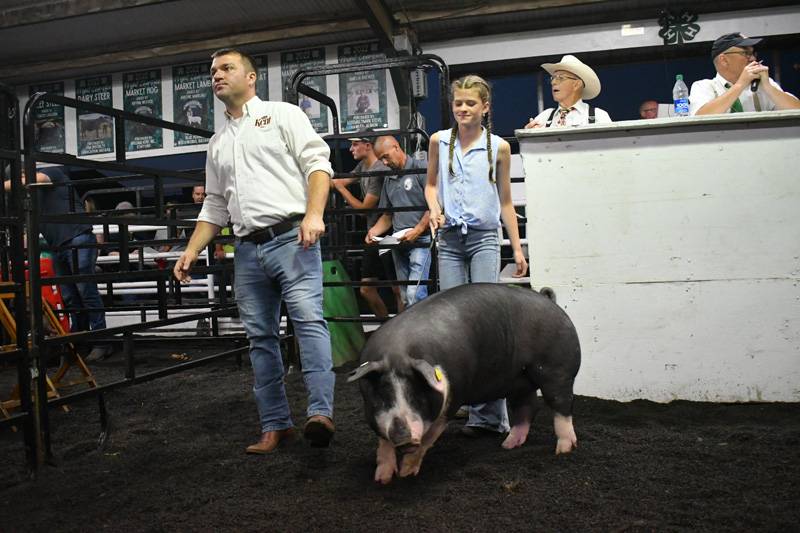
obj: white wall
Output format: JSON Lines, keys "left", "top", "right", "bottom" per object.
{"left": 426, "top": 6, "right": 800, "bottom": 65}
{"left": 518, "top": 111, "right": 800, "bottom": 402}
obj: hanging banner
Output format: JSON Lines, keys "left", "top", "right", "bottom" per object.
{"left": 123, "top": 69, "right": 163, "bottom": 152}
{"left": 75, "top": 75, "right": 114, "bottom": 156}
{"left": 338, "top": 42, "right": 388, "bottom": 132}
{"left": 173, "top": 63, "right": 213, "bottom": 147}
{"left": 29, "top": 82, "right": 65, "bottom": 153}
{"left": 255, "top": 55, "right": 269, "bottom": 101}
{"left": 281, "top": 47, "right": 327, "bottom": 133}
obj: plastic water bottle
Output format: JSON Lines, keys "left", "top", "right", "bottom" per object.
{"left": 673, "top": 74, "right": 689, "bottom": 117}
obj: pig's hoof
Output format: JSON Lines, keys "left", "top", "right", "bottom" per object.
{"left": 501, "top": 433, "right": 526, "bottom": 449}
{"left": 501, "top": 424, "right": 530, "bottom": 449}
{"left": 398, "top": 456, "right": 422, "bottom": 478}
{"left": 555, "top": 437, "right": 577, "bottom": 455}
{"left": 374, "top": 465, "right": 396, "bottom": 485}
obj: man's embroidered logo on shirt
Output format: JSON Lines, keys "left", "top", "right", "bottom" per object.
{"left": 254, "top": 115, "right": 272, "bottom": 127}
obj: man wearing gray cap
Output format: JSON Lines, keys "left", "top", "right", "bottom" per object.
{"left": 690, "top": 32, "right": 800, "bottom": 116}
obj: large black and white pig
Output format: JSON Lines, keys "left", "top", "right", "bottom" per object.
{"left": 348, "top": 283, "right": 581, "bottom": 484}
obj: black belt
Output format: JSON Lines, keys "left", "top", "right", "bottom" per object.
{"left": 240, "top": 217, "right": 302, "bottom": 245}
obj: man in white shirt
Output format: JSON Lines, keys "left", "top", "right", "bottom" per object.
{"left": 690, "top": 32, "right": 800, "bottom": 116}
{"left": 524, "top": 55, "right": 612, "bottom": 128}
{"left": 174, "top": 48, "right": 335, "bottom": 454}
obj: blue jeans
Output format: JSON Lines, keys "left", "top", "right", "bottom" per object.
{"left": 234, "top": 227, "right": 334, "bottom": 433}
{"left": 53, "top": 231, "right": 107, "bottom": 333}
{"left": 391, "top": 237, "right": 431, "bottom": 307}
{"left": 437, "top": 227, "right": 509, "bottom": 433}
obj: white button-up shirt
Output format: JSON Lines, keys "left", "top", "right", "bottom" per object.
{"left": 198, "top": 96, "right": 333, "bottom": 237}
{"left": 689, "top": 73, "right": 784, "bottom": 115}
{"left": 531, "top": 99, "right": 612, "bottom": 127}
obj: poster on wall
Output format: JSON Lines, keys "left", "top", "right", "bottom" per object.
{"left": 338, "top": 42, "right": 388, "bottom": 132}
{"left": 255, "top": 55, "right": 269, "bottom": 101}
{"left": 281, "top": 47, "right": 327, "bottom": 133}
{"left": 173, "top": 63, "right": 213, "bottom": 147}
{"left": 75, "top": 75, "right": 114, "bottom": 156}
{"left": 29, "top": 82, "right": 65, "bottom": 153}
{"left": 123, "top": 69, "right": 163, "bottom": 152}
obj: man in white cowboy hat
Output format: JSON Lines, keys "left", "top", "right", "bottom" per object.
{"left": 690, "top": 32, "right": 799, "bottom": 116}
{"left": 524, "top": 54, "right": 612, "bottom": 128}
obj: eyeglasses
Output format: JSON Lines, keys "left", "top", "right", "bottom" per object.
{"left": 723, "top": 50, "right": 757, "bottom": 59}
{"left": 548, "top": 74, "right": 580, "bottom": 84}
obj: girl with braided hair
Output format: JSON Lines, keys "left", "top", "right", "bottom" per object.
{"left": 424, "top": 74, "right": 528, "bottom": 436}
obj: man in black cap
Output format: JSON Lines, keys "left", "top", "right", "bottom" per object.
{"left": 690, "top": 32, "right": 800, "bottom": 116}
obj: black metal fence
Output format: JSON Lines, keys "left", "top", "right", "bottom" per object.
{"left": 0, "top": 53, "right": 512, "bottom": 475}
{"left": 0, "top": 90, "right": 248, "bottom": 473}
{"left": 0, "top": 82, "right": 37, "bottom": 469}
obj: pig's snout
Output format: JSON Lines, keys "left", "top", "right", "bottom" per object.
{"left": 388, "top": 417, "right": 420, "bottom": 447}
{"left": 389, "top": 417, "right": 411, "bottom": 444}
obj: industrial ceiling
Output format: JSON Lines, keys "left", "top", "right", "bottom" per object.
{"left": 0, "top": 0, "right": 795, "bottom": 84}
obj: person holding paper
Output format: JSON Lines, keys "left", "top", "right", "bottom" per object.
{"left": 367, "top": 136, "right": 430, "bottom": 307}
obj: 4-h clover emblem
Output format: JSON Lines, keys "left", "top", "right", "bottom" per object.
{"left": 658, "top": 10, "right": 700, "bottom": 45}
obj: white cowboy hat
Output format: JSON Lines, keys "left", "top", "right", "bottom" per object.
{"left": 541, "top": 55, "right": 601, "bottom": 100}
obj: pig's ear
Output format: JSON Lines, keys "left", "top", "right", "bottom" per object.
{"left": 410, "top": 359, "right": 447, "bottom": 395}
{"left": 347, "top": 360, "right": 385, "bottom": 383}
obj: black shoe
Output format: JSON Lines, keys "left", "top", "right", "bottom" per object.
{"left": 85, "top": 345, "right": 113, "bottom": 363}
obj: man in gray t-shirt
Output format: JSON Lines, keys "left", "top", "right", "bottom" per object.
{"left": 332, "top": 130, "right": 402, "bottom": 318}
{"left": 366, "top": 135, "right": 431, "bottom": 307}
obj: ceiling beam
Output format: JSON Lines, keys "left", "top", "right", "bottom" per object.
{"left": 0, "top": 0, "right": 180, "bottom": 29}
{"left": 354, "top": 0, "right": 399, "bottom": 56}
{"left": 0, "top": 18, "right": 371, "bottom": 82}
{"left": 395, "top": 0, "right": 609, "bottom": 25}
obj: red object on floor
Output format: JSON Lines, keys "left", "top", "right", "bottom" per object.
{"left": 38, "top": 257, "right": 71, "bottom": 333}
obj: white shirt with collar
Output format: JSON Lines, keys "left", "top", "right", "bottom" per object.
{"left": 532, "top": 99, "right": 612, "bottom": 127}
{"left": 689, "top": 73, "right": 784, "bottom": 115}
{"left": 197, "top": 96, "right": 333, "bottom": 237}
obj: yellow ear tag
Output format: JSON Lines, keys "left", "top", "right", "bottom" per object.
{"left": 434, "top": 367, "right": 443, "bottom": 382}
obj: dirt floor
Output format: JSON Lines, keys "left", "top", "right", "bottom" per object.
{"left": 1, "top": 338, "right": 798, "bottom": 532}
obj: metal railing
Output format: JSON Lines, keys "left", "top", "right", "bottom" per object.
{"left": 5, "top": 91, "right": 246, "bottom": 471}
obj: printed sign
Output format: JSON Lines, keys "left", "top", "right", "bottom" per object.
{"left": 173, "top": 63, "right": 213, "bottom": 146}
{"left": 123, "top": 69, "right": 163, "bottom": 151}
{"left": 339, "top": 42, "right": 388, "bottom": 132}
{"left": 255, "top": 55, "right": 269, "bottom": 100}
{"left": 75, "top": 75, "right": 114, "bottom": 156}
{"left": 281, "top": 47, "right": 327, "bottom": 133}
{"left": 29, "top": 82, "right": 65, "bottom": 153}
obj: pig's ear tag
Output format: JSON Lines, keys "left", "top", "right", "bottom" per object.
{"left": 434, "top": 367, "right": 443, "bottom": 382}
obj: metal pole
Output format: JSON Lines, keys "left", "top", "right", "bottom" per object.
{"left": 26, "top": 185, "right": 51, "bottom": 468}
